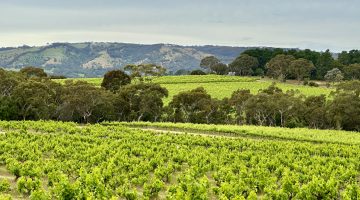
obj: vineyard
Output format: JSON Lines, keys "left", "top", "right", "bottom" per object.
{"left": 55, "top": 75, "right": 333, "bottom": 103}
{"left": 1, "top": 121, "right": 360, "bottom": 199}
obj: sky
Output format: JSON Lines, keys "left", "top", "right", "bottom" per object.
{"left": 0, "top": 0, "right": 359, "bottom": 52}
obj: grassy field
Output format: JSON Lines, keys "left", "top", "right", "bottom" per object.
{"left": 0, "top": 121, "right": 359, "bottom": 199}
{"left": 55, "top": 75, "right": 333, "bottom": 103}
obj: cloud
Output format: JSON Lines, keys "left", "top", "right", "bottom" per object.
{"left": 0, "top": 0, "right": 359, "bottom": 51}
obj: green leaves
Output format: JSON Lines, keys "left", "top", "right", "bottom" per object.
{"left": 1, "top": 121, "right": 360, "bottom": 199}
{"left": 0, "top": 178, "right": 11, "bottom": 192}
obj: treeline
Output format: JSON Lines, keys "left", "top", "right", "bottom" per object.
{"left": 194, "top": 48, "right": 360, "bottom": 82}
{"left": 1, "top": 67, "right": 360, "bottom": 131}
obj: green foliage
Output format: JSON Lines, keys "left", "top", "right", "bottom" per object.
{"left": 124, "top": 64, "right": 166, "bottom": 81}
{"left": 190, "top": 70, "right": 206, "bottom": 75}
{"left": 143, "top": 179, "right": 164, "bottom": 198}
{"left": 0, "top": 194, "right": 12, "bottom": 200}
{"left": 211, "top": 63, "right": 228, "bottom": 75}
{"left": 58, "top": 80, "right": 115, "bottom": 123}
{"left": 115, "top": 83, "right": 168, "bottom": 121}
{"left": 316, "top": 49, "right": 337, "bottom": 80}
{"left": 0, "top": 178, "right": 11, "bottom": 192}
{"left": 17, "top": 177, "right": 41, "bottom": 195}
{"left": 200, "top": 56, "right": 221, "bottom": 71}
{"left": 1, "top": 121, "right": 360, "bottom": 199}
{"left": 338, "top": 50, "right": 360, "bottom": 65}
{"left": 265, "top": 54, "right": 295, "bottom": 81}
{"left": 344, "top": 63, "right": 360, "bottom": 80}
{"left": 229, "top": 54, "right": 259, "bottom": 76}
{"left": 308, "top": 81, "right": 319, "bottom": 87}
{"left": 54, "top": 75, "right": 331, "bottom": 105}
{"left": 247, "top": 191, "right": 257, "bottom": 200}
{"left": 289, "top": 58, "right": 315, "bottom": 82}
{"left": 20, "top": 67, "right": 47, "bottom": 78}
{"left": 325, "top": 68, "right": 344, "bottom": 83}
{"left": 29, "top": 189, "right": 51, "bottom": 200}
{"left": 101, "top": 70, "right": 131, "bottom": 92}
{"left": 167, "top": 87, "right": 213, "bottom": 123}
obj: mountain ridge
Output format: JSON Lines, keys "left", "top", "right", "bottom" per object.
{"left": 0, "top": 42, "right": 252, "bottom": 77}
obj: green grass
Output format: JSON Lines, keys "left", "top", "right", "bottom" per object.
{"left": 55, "top": 77, "right": 103, "bottom": 85}
{"left": 55, "top": 75, "right": 333, "bottom": 104}
{"left": 151, "top": 75, "right": 258, "bottom": 84}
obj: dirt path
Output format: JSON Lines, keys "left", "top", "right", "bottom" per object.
{"left": 0, "top": 166, "right": 15, "bottom": 180}
{"left": 125, "top": 125, "right": 348, "bottom": 145}
{"left": 137, "top": 127, "right": 237, "bottom": 139}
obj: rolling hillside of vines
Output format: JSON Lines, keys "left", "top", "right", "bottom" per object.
{"left": 55, "top": 75, "right": 333, "bottom": 103}
{"left": 0, "top": 121, "right": 359, "bottom": 199}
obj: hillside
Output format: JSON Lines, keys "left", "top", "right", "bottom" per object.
{"left": 1, "top": 121, "right": 359, "bottom": 199}
{"left": 0, "top": 43, "right": 249, "bottom": 77}
{"left": 55, "top": 75, "right": 333, "bottom": 104}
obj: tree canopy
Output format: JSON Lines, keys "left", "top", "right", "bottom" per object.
{"left": 101, "top": 70, "right": 131, "bottom": 92}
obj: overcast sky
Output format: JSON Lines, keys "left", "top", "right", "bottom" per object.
{"left": 0, "top": 0, "right": 359, "bottom": 52}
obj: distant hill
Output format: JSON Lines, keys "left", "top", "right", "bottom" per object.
{"left": 0, "top": 42, "right": 250, "bottom": 77}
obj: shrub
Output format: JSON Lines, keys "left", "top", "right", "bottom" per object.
{"left": 303, "top": 79, "right": 309, "bottom": 85}
{"left": 190, "top": 70, "right": 206, "bottom": 75}
{"left": 17, "top": 177, "right": 41, "bottom": 195}
{"left": 308, "top": 81, "right": 319, "bottom": 87}
{"left": 143, "top": 179, "right": 164, "bottom": 198}
{"left": 0, "top": 178, "right": 11, "bottom": 192}
{"left": 0, "top": 194, "right": 12, "bottom": 200}
{"left": 29, "top": 189, "right": 51, "bottom": 200}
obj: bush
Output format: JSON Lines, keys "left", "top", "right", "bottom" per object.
{"left": 30, "top": 189, "right": 51, "bottom": 200}
{"left": 143, "top": 179, "right": 164, "bottom": 198}
{"left": 124, "top": 189, "right": 137, "bottom": 200}
{"left": 17, "top": 177, "right": 41, "bottom": 195}
{"left": 0, "top": 178, "right": 11, "bottom": 192}
{"left": 0, "top": 194, "right": 12, "bottom": 200}
{"left": 49, "top": 75, "right": 67, "bottom": 79}
{"left": 190, "top": 70, "right": 206, "bottom": 75}
{"left": 308, "top": 81, "right": 319, "bottom": 87}
{"left": 303, "top": 78, "right": 309, "bottom": 85}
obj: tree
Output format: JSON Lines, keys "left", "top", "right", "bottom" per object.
{"left": 190, "top": 70, "right": 206, "bottom": 75}
{"left": 168, "top": 87, "right": 213, "bottom": 123}
{"left": 328, "top": 92, "right": 360, "bottom": 131}
{"left": 114, "top": 83, "right": 168, "bottom": 121}
{"left": 12, "top": 80, "right": 58, "bottom": 120}
{"left": 0, "top": 69, "right": 24, "bottom": 97}
{"left": 20, "top": 67, "right": 47, "bottom": 78}
{"left": 316, "top": 50, "right": 335, "bottom": 80}
{"left": 304, "top": 95, "right": 328, "bottom": 129}
{"left": 0, "top": 95, "right": 18, "bottom": 120}
{"left": 101, "top": 70, "right": 131, "bottom": 92}
{"left": 244, "top": 84, "right": 305, "bottom": 127}
{"left": 174, "top": 69, "right": 189, "bottom": 75}
{"left": 338, "top": 51, "right": 351, "bottom": 65}
{"left": 210, "top": 63, "right": 228, "bottom": 75}
{"left": 324, "top": 68, "right": 344, "bottom": 84}
{"left": 265, "top": 54, "right": 295, "bottom": 81}
{"left": 343, "top": 64, "right": 360, "bottom": 80}
{"left": 327, "top": 81, "right": 360, "bottom": 130}
{"left": 338, "top": 50, "right": 360, "bottom": 65}
{"left": 124, "top": 64, "right": 166, "bottom": 81}
{"left": 200, "top": 56, "right": 221, "bottom": 71}
{"left": 57, "top": 81, "right": 114, "bottom": 123}
{"left": 289, "top": 58, "right": 315, "bottom": 83}
{"left": 0, "top": 70, "right": 23, "bottom": 120}
{"left": 241, "top": 48, "right": 285, "bottom": 70}
{"left": 229, "top": 89, "right": 253, "bottom": 124}
{"left": 229, "top": 54, "right": 259, "bottom": 76}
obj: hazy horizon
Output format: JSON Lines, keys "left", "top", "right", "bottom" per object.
{"left": 1, "top": 0, "right": 359, "bottom": 52}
